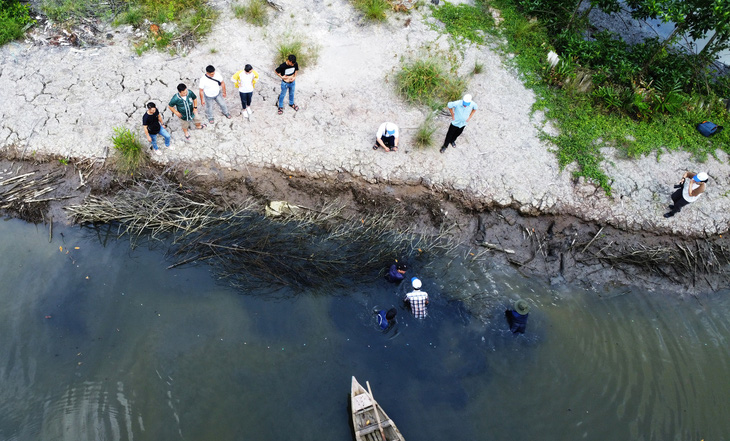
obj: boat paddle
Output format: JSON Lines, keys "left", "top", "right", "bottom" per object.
{"left": 366, "top": 381, "right": 386, "bottom": 441}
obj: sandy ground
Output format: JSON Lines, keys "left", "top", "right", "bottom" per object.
{"left": 1, "top": 0, "right": 730, "bottom": 236}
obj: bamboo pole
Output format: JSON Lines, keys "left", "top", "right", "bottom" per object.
{"left": 366, "top": 381, "right": 386, "bottom": 441}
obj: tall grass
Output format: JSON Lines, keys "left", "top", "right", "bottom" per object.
{"left": 414, "top": 115, "right": 437, "bottom": 148}
{"left": 395, "top": 58, "right": 467, "bottom": 109}
{"left": 275, "top": 34, "right": 320, "bottom": 68}
{"left": 351, "top": 0, "right": 389, "bottom": 21}
{"left": 233, "top": 0, "right": 268, "bottom": 26}
{"left": 111, "top": 127, "right": 148, "bottom": 174}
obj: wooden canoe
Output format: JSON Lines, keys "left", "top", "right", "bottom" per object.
{"left": 350, "top": 376, "right": 406, "bottom": 441}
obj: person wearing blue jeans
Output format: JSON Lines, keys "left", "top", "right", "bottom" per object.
{"left": 275, "top": 54, "right": 299, "bottom": 114}
{"left": 142, "top": 102, "right": 172, "bottom": 156}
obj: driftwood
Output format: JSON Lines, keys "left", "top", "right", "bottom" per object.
{"left": 480, "top": 242, "right": 515, "bottom": 254}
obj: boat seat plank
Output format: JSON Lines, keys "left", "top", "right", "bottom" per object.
{"left": 356, "top": 419, "right": 392, "bottom": 436}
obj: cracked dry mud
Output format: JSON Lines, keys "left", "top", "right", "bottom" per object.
{"left": 1, "top": 0, "right": 729, "bottom": 237}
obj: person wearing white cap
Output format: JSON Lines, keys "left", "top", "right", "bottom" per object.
{"left": 404, "top": 277, "right": 429, "bottom": 319}
{"left": 440, "top": 94, "right": 478, "bottom": 153}
{"left": 664, "top": 171, "right": 709, "bottom": 218}
{"left": 374, "top": 122, "right": 400, "bottom": 152}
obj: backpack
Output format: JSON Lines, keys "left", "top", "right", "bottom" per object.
{"left": 697, "top": 121, "right": 724, "bottom": 137}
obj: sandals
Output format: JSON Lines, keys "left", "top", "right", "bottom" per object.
{"left": 278, "top": 107, "right": 283, "bottom": 115}
{"left": 185, "top": 134, "right": 191, "bottom": 140}
{"left": 289, "top": 104, "right": 299, "bottom": 111}
{"left": 373, "top": 144, "right": 379, "bottom": 150}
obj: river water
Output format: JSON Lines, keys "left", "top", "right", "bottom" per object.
{"left": 0, "top": 218, "right": 728, "bottom": 441}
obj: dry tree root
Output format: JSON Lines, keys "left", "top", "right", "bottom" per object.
{"left": 66, "top": 179, "right": 456, "bottom": 292}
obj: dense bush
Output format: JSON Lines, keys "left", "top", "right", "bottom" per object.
{"left": 0, "top": 0, "right": 33, "bottom": 46}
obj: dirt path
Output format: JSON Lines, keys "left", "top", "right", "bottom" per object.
{"left": 1, "top": 0, "right": 729, "bottom": 237}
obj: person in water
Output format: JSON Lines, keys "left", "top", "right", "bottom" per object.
{"left": 405, "top": 277, "right": 429, "bottom": 319}
{"left": 505, "top": 299, "right": 530, "bottom": 334}
{"left": 375, "top": 308, "right": 397, "bottom": 331}
{"left": 385, "top": 261, "right": 407, "bottom": 283}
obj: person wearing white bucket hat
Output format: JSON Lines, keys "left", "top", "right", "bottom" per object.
{"left": 440, "top": 93, "right": 478, "bottom": 153}
{"left": 664, "top": 171, "right": 709, "bottom": 218}
{"left": 404, "top": 277, "right": 429, "bottom": 319}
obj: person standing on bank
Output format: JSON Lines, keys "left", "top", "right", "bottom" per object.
{"left": 374, "top": 122, "right": 399, "bottom": 152}
{"left": 198, "top": 65, "right": 231, "bottom": 124}
{"left": 404, "top": 277, "right": 429, "bottom": 319}
{"left": 232, "top": 64, "right": 259, "bottom": 118}
{"left": 440, "top": 94, "right": 478, "bottom": 154}
{"left": 664, "top": 171, "right": 709, "bottom": 218}
{"left": 276, "top": 54, "right": 299, "bottom": 115}
{"left": 505, "top": 299, "right": 530, "bottom": 334}
{"left": 142, "top": 102, "right": 171, "bottom": 156}
{"left": 168, "top": 83, "right": 204, "bottom": 140}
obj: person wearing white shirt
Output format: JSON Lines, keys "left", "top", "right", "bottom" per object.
{"left": 374, "top": 122, "right": 399, "bottom": 152}
{"left": 198, "top": 65, "right": 231, "bottom": 123}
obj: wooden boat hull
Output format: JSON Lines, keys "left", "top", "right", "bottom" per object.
{"left": 350, "top": 376, "right": 406, "bottom": 441}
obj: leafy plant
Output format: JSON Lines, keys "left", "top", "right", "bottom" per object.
{"left": 275, "top": 34, "right": 320, "bottom": 68}
{"left": 58, "top": 158, "right": 69, "bottom": 165}
{"left": 233, "top": 0, "right": 269, "bottom": 26}
{"left": 0, "top": 0, "right": 34, "bottom": 45}
{"left": 111, "top": 127, "right": 148, "bottom": 174}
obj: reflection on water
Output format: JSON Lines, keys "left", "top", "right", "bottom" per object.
{"left": 0, "top": 219, "right": 729, "bottom": 440}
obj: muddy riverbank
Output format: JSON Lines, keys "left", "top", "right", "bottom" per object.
{"left": 2, "top": 152, "right": 728, "bottom": 296}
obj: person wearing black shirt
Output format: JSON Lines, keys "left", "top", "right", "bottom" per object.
{"left": 142, "top": 102, "right": 171, "bottom": 156}
{"left": 275, "top": 54, "right": 299, "bottom": 115}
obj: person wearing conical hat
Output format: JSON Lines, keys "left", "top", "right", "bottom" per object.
{"left": 505, "top": 299, "right": 530, "bottom": 334}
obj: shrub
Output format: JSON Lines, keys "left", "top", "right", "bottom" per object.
{"left": 233, "top": 0, "right": 268, "bottom": 26}
{"left": 395, "top": 58, "right": 466, "bottom": 109}
{"left": 351, "top": 0, "right": 389, "bottom": 21}
{"left": 275, "top": 34, "right": 320, "bottom": 68}
{"left": 0, "top": 0, "right": 33, "bottom": 45}
{"left": 414, "top": 115, "right": 437, "bottom": 148}
{"left": 111, "top": 127, "right": 148, "bottom": 174}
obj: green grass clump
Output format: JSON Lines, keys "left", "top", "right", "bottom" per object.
{"left": 111, "top": 127, "right": 148, "bottom": 174}
{"left": 114, "top": 0, "right": 218, "bottom": 55}
{"left": 395, "top": 58, "right": 467, "bottom": 109}
{"left": 0, "top": 0, "right": 34, "bottom": 45}
{"left": 275, "top": 34, "right": 320, "bottom": 68}
{"left": 351, "top": 0, "right": 389, "bottom": 21}
{"left": 414, "top": 115, "right": 437, "bottom": 148}
{"left": 431, "top": 1, "right": 494, "bottom": 44}
{"left": 233, "top": 0, "right": 268, "bottom": 26}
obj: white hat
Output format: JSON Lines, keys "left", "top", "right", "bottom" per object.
{"left": 695, "top": 172, "right": 709, "bottom": 182}
{"left": 386, "top": 122, "right": 397, "bottom": 135}
{"left": 411, "top": 277, "right": 422, "bottom": 290}
{"left": 462, "top": 94, "right": 472, "bottom": 104}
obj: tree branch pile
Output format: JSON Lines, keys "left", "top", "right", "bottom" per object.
{"left": 66, "top": 180, "right": 452, "bottom": 292}
{"left": 0, "top": 167, "right": 67, "bottom": 222}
